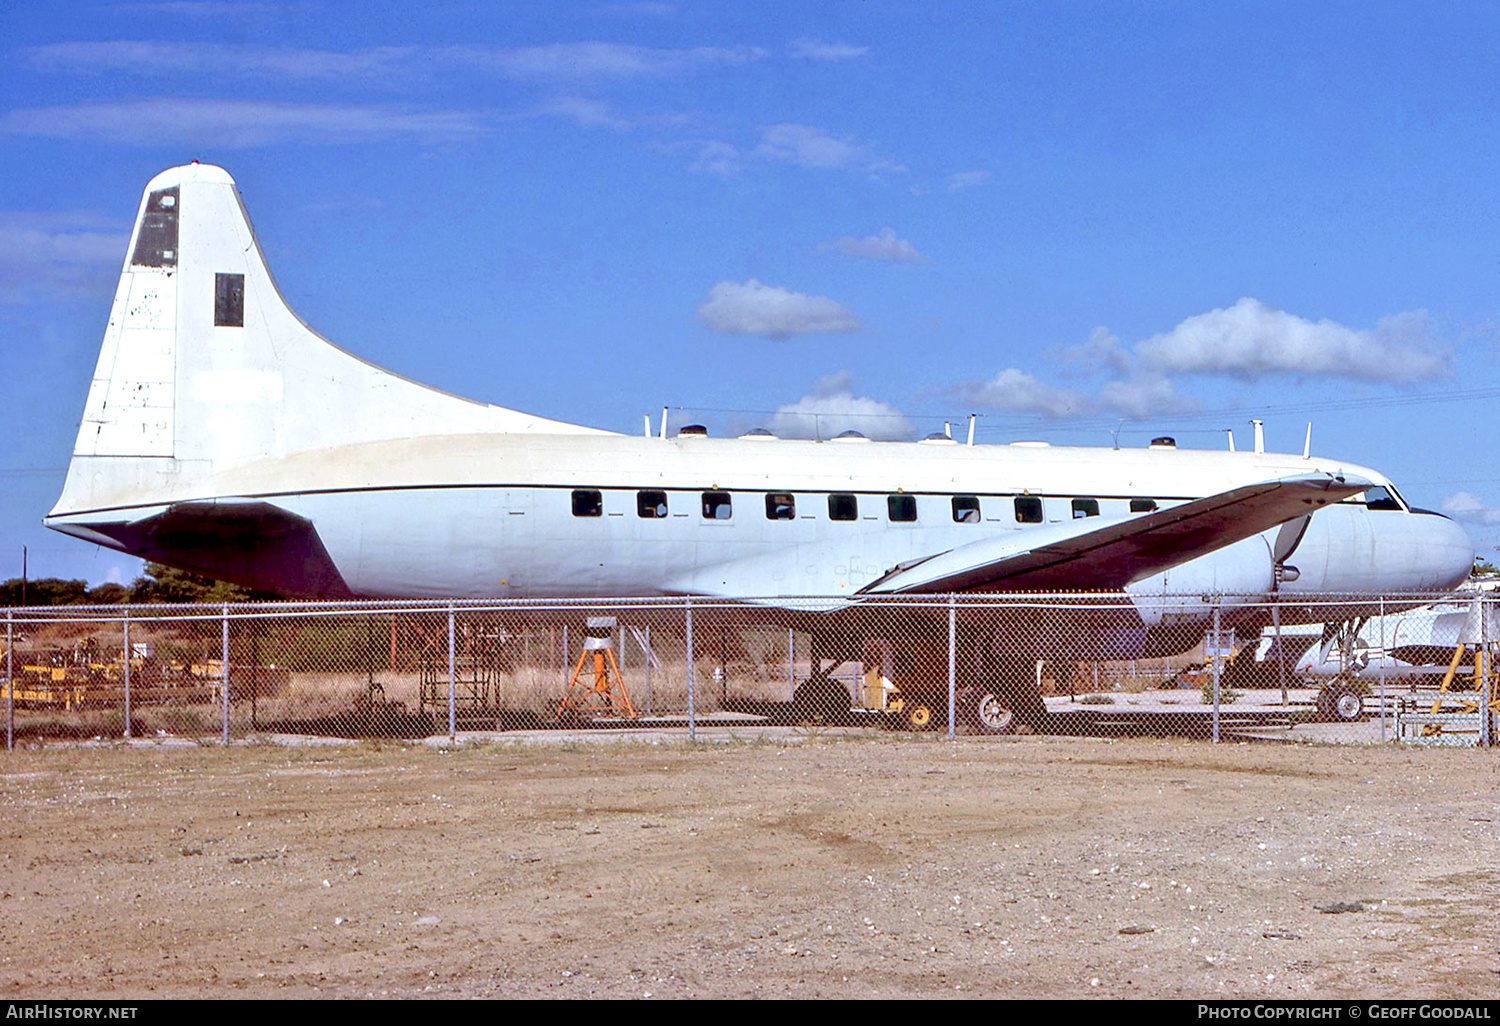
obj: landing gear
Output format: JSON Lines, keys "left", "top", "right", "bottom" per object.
{"left": 1318, "top": 683, "right": 1364, "bottom": 722}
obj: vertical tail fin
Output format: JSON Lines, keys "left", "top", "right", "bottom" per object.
{"left": 50, "top": 163, "right": 604, "bottom": 523}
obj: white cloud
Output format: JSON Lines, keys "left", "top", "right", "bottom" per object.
{"left": 788, "top": 38, "right": 869, "bottom": 61}
{"left": 27, "top": 41, "right": 414, "bottom": 80}
{"left": 1441, "top": 492, "right": 1500, "bottom": 526}
{"left": 1098, "top": 373, "right": 1199, "bottom": 419}
{"left": 105, "top": 2, "right": 277, "bottom": 18}
{"left": 946, "top": 170, "right": 991, "bottom": 191}
{"left": 958, "top": 298, "right": 1453, "bottom": 423}
{"left": 0, "top": 213, "right": 126, "bottom": 304}
{"left": 1051, "top": 326, "right": 1132, "bottom": 376}
{"left": 698, "top": 280, "right": 859, "bottom": 339}
{"left": 1, "top": 99, "right": 486, "bottom": 147}
{"left": 955, "top": 369, "right": 1091, "bottom": 418}
{"left": 1136, "top": 297, "right": 1449, "bottom": 383}
{"left": 754, "top": 123, "right": 905, "bottom": 176}
{"left": 532, "top": 96, "right": 631, "bottom": 131}
{"left": 755, "top": 123, "right": 862, "bottom": 169}
{"left": 448, "top": 42, "right": 763, "bottom": 81}
{"left": 29, "top": 40, "right": 763, "bottom": 84}
{"left": 770, "top": 373, "right": 912, "bottom": 440}
{"left": 819, "top": 228, "right": 923, "bottom": 264}
{"left": 689, "top": 141, "right": 742, "bottom": 176}
{"left": 594, "top": 2, "right": 677, "bottom": 16}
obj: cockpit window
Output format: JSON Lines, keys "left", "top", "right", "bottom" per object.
{"left": 1359, "top": 486, "right": 1405, "bottom": 511}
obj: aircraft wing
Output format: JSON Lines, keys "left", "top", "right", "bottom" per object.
{"left": 859, "top": 472, "right": 1370, "bottom": 595}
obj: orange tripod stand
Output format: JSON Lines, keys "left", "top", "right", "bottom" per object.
{"left": 557, "top": 619, "right": 637, "bottom": 719}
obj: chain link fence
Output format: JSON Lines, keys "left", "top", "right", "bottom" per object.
{"left": 3, "top": 592, "right": 1495, "bottom": 748}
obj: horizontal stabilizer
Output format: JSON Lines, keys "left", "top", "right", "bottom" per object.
{"left": 52, "top": 500, "right": 352, "bottom": 599}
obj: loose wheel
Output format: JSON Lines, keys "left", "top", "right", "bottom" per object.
{"left": 965, "top": 689, "right": 1016, "bottom": 735}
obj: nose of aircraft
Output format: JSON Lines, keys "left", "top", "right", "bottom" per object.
{"left": 1282, "top": 504, "right": 1474, "bottom": 594}
{"left": 1413, "top": 511, "right": 1476, "bottom": 592}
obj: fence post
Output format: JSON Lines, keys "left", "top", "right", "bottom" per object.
{"left": 685, "top": 600, "right": 695, "bottom": 742}
{"left": 447, "top": 605, "right": 456, "bottom": 742}
{"left": 787, "top": 627, "right": 795, "bottom": 701}
{"left": 221, "top": 605, "right": 230, "bottom": 745}
{"left": 947, "top": 596, "right": 956, "bottom": 740}
{"left": 122, "top": 611, "right": 131, "bottom": 741}
{"left": 644, "top": 625, "right": 653, "bottom": 716}
{"left": 1377, "top": 597, "right": 1387, "bottom": 743}
{"left": 1210, "top": 602, "right": 1222, "bottom": 744}
{"left": 6, "top": 610, "right": 12, "bottom": 751}
{"left": 1482, "top": 593, "right": 1492, "bottom": 749}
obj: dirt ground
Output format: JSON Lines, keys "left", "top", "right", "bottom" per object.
{"left": 0, "top": 731, "right": 1494, "bottom": 1000}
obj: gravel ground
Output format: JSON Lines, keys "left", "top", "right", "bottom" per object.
{"left": 0, "top": 733, "right": 1494, "bottom": 999}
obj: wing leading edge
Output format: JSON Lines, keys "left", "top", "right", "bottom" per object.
{"left": 859, "top": 472, "right": 1371, "bottom": 595}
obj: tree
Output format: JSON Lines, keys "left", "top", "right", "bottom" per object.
{"left": 0, "top": 577, "right": 113, "bottom": 606}
{"left": 129, "top": 563, "right": 263, "bottom": 604}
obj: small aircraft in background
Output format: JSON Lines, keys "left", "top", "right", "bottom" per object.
{"left": 44, "top": 164, "right": 1474, "bottom": 728}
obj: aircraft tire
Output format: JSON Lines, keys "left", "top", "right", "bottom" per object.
{"left": 1319, "top": 684, "right": 1364, "bottom": 722}
{"left": 964, "top": 689, "right": 1017, "bottom": 735}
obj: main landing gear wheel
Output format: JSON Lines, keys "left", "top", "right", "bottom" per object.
{"left": 1318, "top": 684, "right": 1364, "bottom": 722}
{"left": 964, "top": 689, "right": 1017, "bottom": 735}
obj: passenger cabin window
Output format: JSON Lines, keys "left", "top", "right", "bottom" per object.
{"left": 702, "top": 491, "right": 733, "bottom": 520}
{"left": 1072, "top": 498, "right": 1100, "bottom": 519}
{"left": 952, "top": 496, "right": 981, "bottom": 523}
{"left": 637, "top": 490, "right": 668, "bottom": 518}
{"left": 1014, "top": 497, "right": 1043, "bottom": 524}
{"left": 888, "top": 494, "right": 917, "bottom": 522}
{"left": 572, "top": 490, "right": 603, "bottom": 517}
{"left": 828, "top": 493, "right": 858, "bottom": 521}
{"left": 1130, "top": 498, "right": 1158, "bottom": 513}
{"left": 765, "top": 493, "right": 796, "bottom": 520}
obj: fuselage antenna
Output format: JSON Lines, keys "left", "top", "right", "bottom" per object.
{"left": 659, "top": 406, "right": 669, "bottom": 440}
{"left": 1224, "top": 428, "right": 1236, "bottom": 453}
{"left": 966, "top": 413, "right": 980, "bottom": 447}
{"left": 1303, "top": 422, "right": 1312, "bottom": 459}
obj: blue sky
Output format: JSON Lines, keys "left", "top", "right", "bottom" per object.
{"left": 3, "top": 0, "right": 1500, "bottom": 586}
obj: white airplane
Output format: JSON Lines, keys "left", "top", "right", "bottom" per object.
{"left": 44, "top": 163, "right": 1475, "bottom": 728}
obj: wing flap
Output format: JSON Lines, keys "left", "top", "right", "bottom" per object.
{"left": 860, "top": 472, "right": 1370, "bottom": 595}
